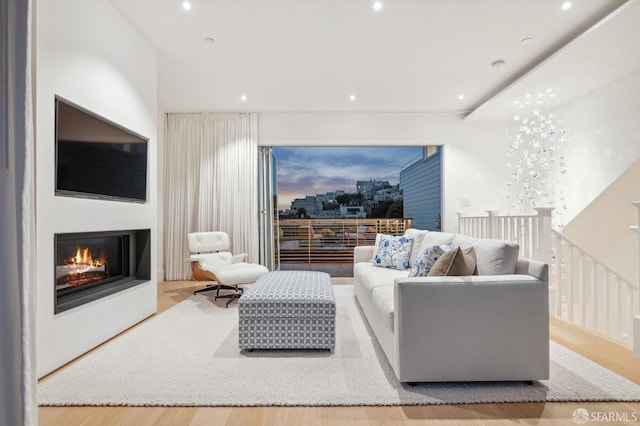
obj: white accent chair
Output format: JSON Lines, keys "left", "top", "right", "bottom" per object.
{"left": 187, "top": 232, "right": 269, "bottom": 307}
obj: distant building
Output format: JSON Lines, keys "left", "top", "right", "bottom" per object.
{"left": 291, "top": 195, "right": 317, "bottom": 216}
{"left": 340, "top": 205, "right": 366, "bottom": 218}
{"left": 400, "top": 146, "right": 442, "bottom": 230}
{"left": 356, "top": 179, "right": 391, "bottom": 199}
{"left": 284, "top": 179, "right": 410, "bottom": 220}
{"left": 373, "top": 185, "right": 402, "bottom": 202}
{"left": 313, "top": 209, "right": 342, "bottom": 218}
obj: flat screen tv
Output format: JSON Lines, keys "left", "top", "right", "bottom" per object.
{"left": 55, "top": 96, "right": 149, "bottom": 203}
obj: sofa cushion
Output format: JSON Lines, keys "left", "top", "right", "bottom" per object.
{"left": 428, "top": 246, "right": 476, "bottom": 276}
{"left": 403, "top": 228, "right": 430, "bottom": 267}
{"left": 417, "top": 232, "right": 456, "bottom": 255}
{"left": 371, "top": 285, "right": 395, "bottom": 332}
{"left": 452, "top": 235, "right": 519, "bottom": 275}
{"left": 373, "top": 235, "right": 414, "bottom": 270}
{"left": 354, "top": 262, "right": 406, "bottom": 296}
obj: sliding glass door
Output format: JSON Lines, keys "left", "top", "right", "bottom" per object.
{"left": 259, "top": 145, "right": 442, "bottom": 276}
{"left": 258, "top": 147, "right": 279, "bottom": 271}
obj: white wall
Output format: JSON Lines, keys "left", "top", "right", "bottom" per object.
{"left": 563, "top": 159, "right": 640, "bottom": 284}
{"left": 555, "top": 68, "right": 640, "bottom": 227}
{"left": 36, "top": 0, "right": 158, "bottom": 377}
{"left": 445, "top": 121, "right": 511, "bottom": 224}
{"left": 558, "top": 69, "right": 640, "bottom": 283}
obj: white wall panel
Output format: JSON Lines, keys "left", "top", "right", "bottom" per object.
{"left": 36, "top": 0, "right": 158, "bottom": 377}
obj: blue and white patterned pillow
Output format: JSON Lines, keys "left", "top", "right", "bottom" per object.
{"left": 408, "top": 244, "right": 454, "bottom": 277}
{"left": 373, "top": 235, "right": 413, "bottom": 270}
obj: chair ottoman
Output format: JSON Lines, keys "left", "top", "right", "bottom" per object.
{"left": 238, "top": 271, "right": 335, "bottom": 350}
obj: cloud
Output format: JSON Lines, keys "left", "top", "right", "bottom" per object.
{"left": 273, "top": 146, "right": 424, "bottom": 210}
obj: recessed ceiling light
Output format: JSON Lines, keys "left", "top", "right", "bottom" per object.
{"left": 204, "top": 37, "right": 215, "bottom": 44}
{"left": 240, "top": 95, "right": 247, "bottom": 101}
{"left": 561, "top": 2, "right": 572, "bottom": 10}
{"left": 182, "top": 1, "right": 192, "bottom": 11}
{"left": 457, "top": 94, "right": 464, "bottom": 100}
{"left": 373, "top": 1, "right": 383, "bottom": 11}
{"left": 349, "top": 94, "right": 357, "bottom": 101}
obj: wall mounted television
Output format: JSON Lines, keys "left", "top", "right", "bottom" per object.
{"left": 55, "top": 96, "right": 149, "bottom": 203}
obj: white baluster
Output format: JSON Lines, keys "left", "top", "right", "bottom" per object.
{"left": 615, "top": 276, "right": 621, "bottom": 341}
{"left": 628, "top": 283, "right": 634, "bottom": 345}
{"left": 523, "top": 217, "right": 528, "bottom": 250}
{"left": 579, "top": 253, "right": 585, "bottom": 327}
{"left": 591, "top": 260, "right": 597, "bottom": 331}
{"left": 604, "top": 271, "right": 610, "bottom": 336}
{"left": 534, "top": 207, "right": 554, "bottom": 264}
{"left": 554, "top": 235, "right": 562, "bottom": 317}
{"left": 633, "top": 201, "right": 640, "bottom": 356}
{"left": 567, "top": 244, "right": 574, "bottom": 323}
{"left": 487, "top": 210, "right": 499, "bottom": 239}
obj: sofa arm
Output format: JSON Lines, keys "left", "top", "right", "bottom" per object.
{"left": 354, "top": 246, "right": 375, "bottom": 264}
{"left": 515, "top": 258, "right": 548, "bottom": 281}
{"left": 393, "top": 275, "right": 549, "bottom": 382}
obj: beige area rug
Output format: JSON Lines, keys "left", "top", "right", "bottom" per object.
{"left": 39, "top": 286, "right": 640, "bottom": 406}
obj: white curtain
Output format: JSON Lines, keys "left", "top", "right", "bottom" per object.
{"left": 0, "top": 0, "right": 36, "bottom": 423}
{"left": 164, "top": 113, "right": 259, "bottom": 280}
{"left": 22, "top": 1, "right": 37, "bottom": 423}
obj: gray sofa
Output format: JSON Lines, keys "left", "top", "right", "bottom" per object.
{"left": 353, "top": 229, "right": 550, "bottom": 383}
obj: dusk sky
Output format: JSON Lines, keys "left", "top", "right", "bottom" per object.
{"left": 273, "top": 146, "right": 424, "bottom": 211}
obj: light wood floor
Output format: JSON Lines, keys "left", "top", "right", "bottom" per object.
{"left": 39, "top": 279, "right": 640, "bottom": 426}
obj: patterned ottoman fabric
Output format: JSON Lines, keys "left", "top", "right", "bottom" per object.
{"left": 238, "top": 271, "right": 335, "bottom": 350}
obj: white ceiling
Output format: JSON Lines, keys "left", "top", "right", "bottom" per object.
{"left": 110, "top": 0, "right": 640, "bottom": 117}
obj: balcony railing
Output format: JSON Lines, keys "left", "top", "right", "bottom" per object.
{"left": 277, "top": 218, "right": 412, "bottom": 264}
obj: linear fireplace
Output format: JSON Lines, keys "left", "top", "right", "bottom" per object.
{"left": 55, "top": 229, "right": 151, "bottom": 314}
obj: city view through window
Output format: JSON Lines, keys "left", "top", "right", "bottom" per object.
{"left": 273, "top": 146, "right": 424, "bottom": 220}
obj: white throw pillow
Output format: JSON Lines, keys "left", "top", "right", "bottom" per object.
{"left": 373, "top": 235, "right": 414, "bottom": 270}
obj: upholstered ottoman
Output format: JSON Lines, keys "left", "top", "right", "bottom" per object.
{"left": 238, "top": 271, "right": 335, "bottom": 350}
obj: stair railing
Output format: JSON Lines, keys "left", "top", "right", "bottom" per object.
{"left": 458, "top": 207, "right": 639, "bottom": 348}
{"left": 551, "top": 230, "right": 638, "bottom": 347}
{"left": 457, "top": 207, "right": 553, "bottom": 263}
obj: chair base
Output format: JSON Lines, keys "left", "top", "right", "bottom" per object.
{"left": 216, "top": 292, "right": 243, "bottom": 308}
{"left": 193, "top": 284, "right": 244, "bottom": 308}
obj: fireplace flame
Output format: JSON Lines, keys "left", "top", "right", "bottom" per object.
{"left": 57, "top": 246, "right": 109, "bottom": 288}
{"left": 70, "top": 247, "right": 104, "bottom": 267}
